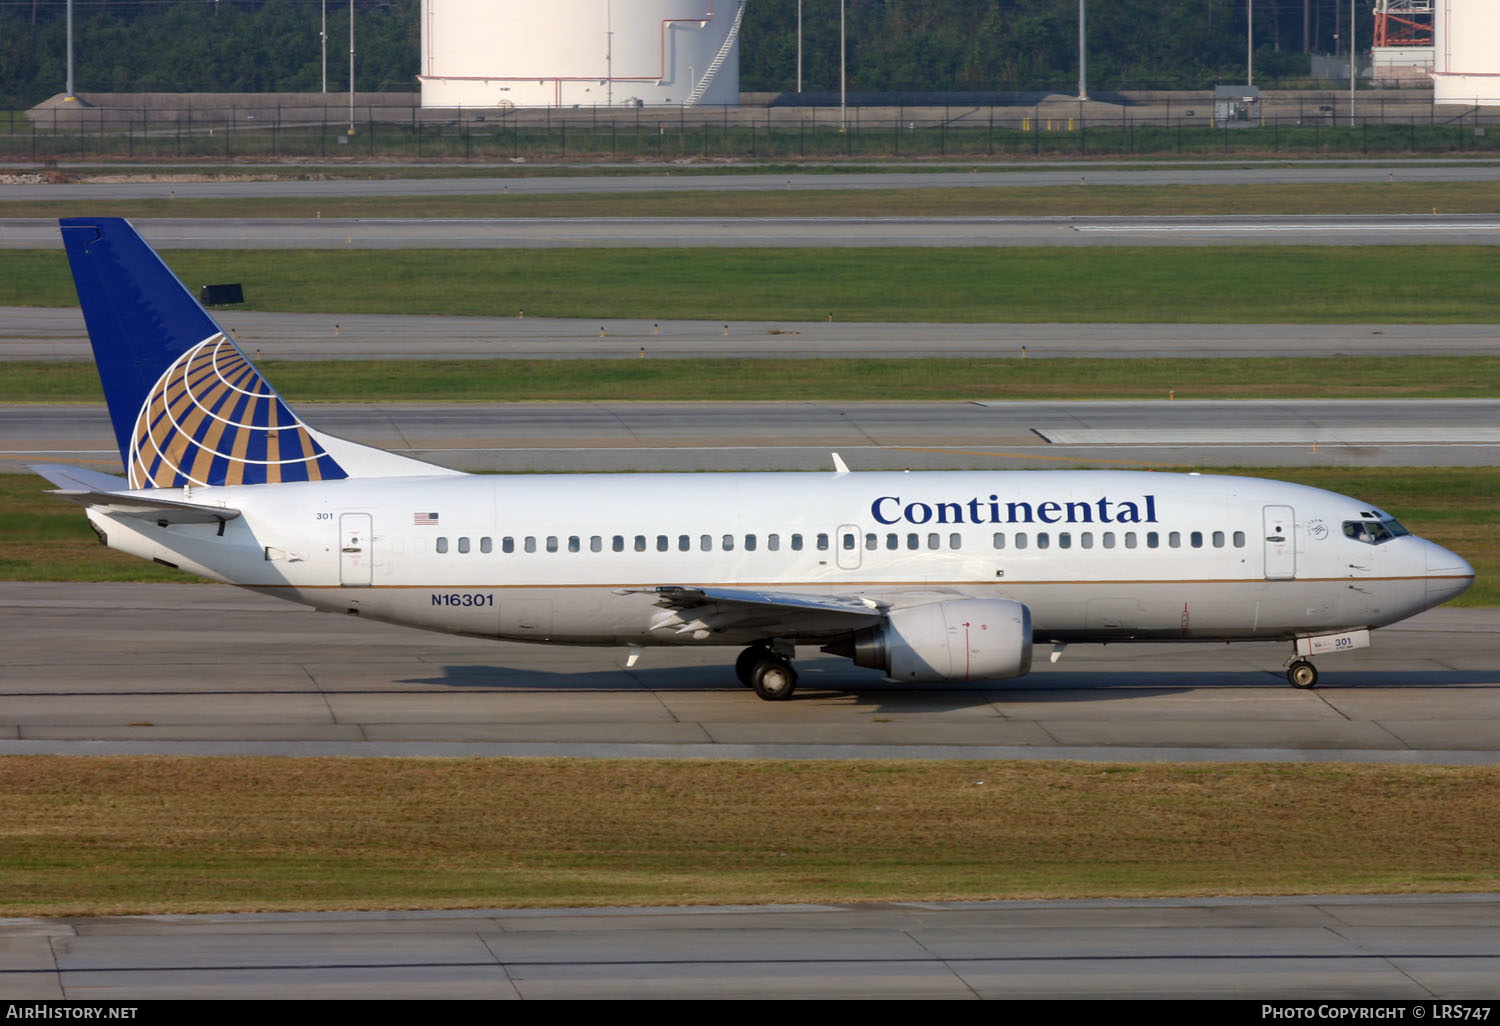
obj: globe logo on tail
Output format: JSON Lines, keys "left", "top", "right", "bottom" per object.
{"left": 128, "top": 334, "right": 346, "bottom": 489}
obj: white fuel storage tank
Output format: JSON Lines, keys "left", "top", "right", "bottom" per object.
{"left": 1432, "top": 0, "right": 1500, "bottom": 105}
{"left": 419, "top": 0, "right": 744, "bottom": 108}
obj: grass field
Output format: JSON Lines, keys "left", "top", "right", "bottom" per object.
{"left": 0, "top": 755, "right": 1495, "bottom": 916}
{"left": 6, "top": 181, "right": 1500, "bottom": 220}
{"left": 7, "top": 356, "right": 1500, "bottom": 403}
{"left": 3, "top": 245, "right": 1499, "bottom": 323}
{"left": 3, "top": 467, "right": 1493, "bottom": 603}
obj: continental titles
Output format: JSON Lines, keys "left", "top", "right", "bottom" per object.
{"left": 871, "top": 494, "right": 1158, "bottom": 527}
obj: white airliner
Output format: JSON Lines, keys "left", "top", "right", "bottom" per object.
{"left": 36, "top": 217, "right": 1474, "bottom": 700}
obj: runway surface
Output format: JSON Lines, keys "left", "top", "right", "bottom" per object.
{"left": 6, "top": 894, "right": 1498, "bottom": 999}
{"left": 8, "top": 213, "right": 1500, "bottom": 248}
{"left": 9, "top": 307, "right": 1498, "bottom": 361}
{"left": 2, "top": 584, "right": 1496, "bottom": 763}
{"left": 6, "top": 398, "right": 1498, "bottom": 473}
{"left": 7, "top": 161, "right": 1500, "bottom": 203}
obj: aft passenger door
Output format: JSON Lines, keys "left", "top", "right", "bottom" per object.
{"left": 339, "top": 513, "right": 373, "bottom": 587}
{"left": 1263, "top": 505, "right": 1295, "bottom": 581}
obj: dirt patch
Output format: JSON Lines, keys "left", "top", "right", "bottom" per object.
{"left": 76, "top": 172, "right": 334, "bottom": 184}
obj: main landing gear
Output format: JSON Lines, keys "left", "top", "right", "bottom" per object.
{"left": 1285, "top": 658, "right": 1319, "bottom": 690}
{"left": 735, "top": 642, "right": 798, "bottom": 701}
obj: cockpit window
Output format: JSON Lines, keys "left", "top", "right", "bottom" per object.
{"left": 1342, "top": 519, "right": 1409, "bottom": 545}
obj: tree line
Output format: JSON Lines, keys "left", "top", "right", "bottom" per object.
{"left": 2, "top": 0, "right": 1370, "bottom": 108}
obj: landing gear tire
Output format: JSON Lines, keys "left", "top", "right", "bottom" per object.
{"left": 1287, "top": 660, "right": 1319, "bottom": 689}
{"left": 750, "top": 657, "right": 798, "bottom": 701}
{"left": 735, "top": 646, "right": 768, "bottom": 687}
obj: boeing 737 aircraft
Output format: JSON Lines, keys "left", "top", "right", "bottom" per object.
{"left": 35, "top": 217, "right": 1475, "bottom": 700}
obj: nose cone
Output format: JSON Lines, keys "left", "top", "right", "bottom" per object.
{"left": 1425, "top": 540, "right": 1475, "bottom": 606}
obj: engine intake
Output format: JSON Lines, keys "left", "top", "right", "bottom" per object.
{"left": 827, "top": 598, "right": 1033, "bottom": 683}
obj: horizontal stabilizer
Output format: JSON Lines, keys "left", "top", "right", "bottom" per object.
{"left": 29, "top": 463, "right": 129, "bottom": 493}
{"left": 33, "top": 467, "right": 240, "bottom": 527}
{"left": 45, "top": 489, "right": 242, "bottom": 527}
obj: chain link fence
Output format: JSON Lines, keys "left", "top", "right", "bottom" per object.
{"left": 6, "top": 99, "right": 1498, "bottom": 161}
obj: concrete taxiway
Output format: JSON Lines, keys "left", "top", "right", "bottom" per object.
{"left": 8, "top": 213, "right": 1500, "bottom": 248}
{"left": 6, "top": 894, "right": 1498, "bottom": 999}
{"left": 6, "top": 307, "right": 1500, "bottom": 361}
{"left": 6, "top": 398, "right": 1498, "bottom": 473}
{"left": 7, "top": 162, "right": 1500, "bottom": 203}
{"left": 2, "top": 584, "right": 1496, "bottom": 763}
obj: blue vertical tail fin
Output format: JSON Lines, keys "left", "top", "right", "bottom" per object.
{"left": 60, "top": 217, "right": 349, "bottom": 489}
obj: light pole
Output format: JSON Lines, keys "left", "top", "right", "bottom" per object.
{"left": 1077, "top": 0, "right": 1087, "bottom": 100}
{"left": 321, "top": 0, "right": 327, "bottom": 94}
{"left": 1349, "top": 0, "right": 1357, "bottom": 122}
{"left": 65, "top": 0, "right": 75, "bottom": 99}
{"left": 1247, "top": 0, "right": 1254, "bottom": 86}
{"left": 347, "top": 0, "right": 355, "bottom": 134}
{"left": 796, "top": 0, "right": 802, "bottom": 94}
{"left": 840, "top": 0, "right": 846, "bottom": 131}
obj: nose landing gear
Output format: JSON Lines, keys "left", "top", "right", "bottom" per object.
{"left": 1286, "top": 658, "right": 1319, "bottom": 689}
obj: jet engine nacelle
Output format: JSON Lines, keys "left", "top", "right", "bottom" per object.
{"left": 845, "top": 598, "right": 1033, "bottom": 683}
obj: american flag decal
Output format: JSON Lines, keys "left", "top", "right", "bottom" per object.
{"left": 413, "top": 512, "right": 440, "bottom": 526}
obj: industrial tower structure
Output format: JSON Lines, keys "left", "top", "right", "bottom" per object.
{"left": 1371, "top": 1, "right": 1434, "bottom": 82}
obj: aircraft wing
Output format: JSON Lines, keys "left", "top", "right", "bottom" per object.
{"left": 32, "top": 464, "right": 241, "bottom": 530}
{"left": 622, "top": 584, "right": 889, "bottom": 639}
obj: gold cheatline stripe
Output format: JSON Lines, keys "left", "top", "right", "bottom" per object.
{"left": 247, "top": 574, "right": 1473, "bottom": 591}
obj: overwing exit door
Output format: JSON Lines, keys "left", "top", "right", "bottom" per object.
{"left": 836, "top": 524, "right": 862, "bottom": 570}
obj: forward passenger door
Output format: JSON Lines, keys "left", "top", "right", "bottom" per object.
{"left": 1263, "top": 506, "right": 1295, "bottom": 581}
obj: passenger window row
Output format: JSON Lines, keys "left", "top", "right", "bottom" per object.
{"left": 436, "top": 532, "right": 828, "bottom": 555}
{"left": 432, "top": 529, "right": 1249, "bottom": 555}
{"left": 991, "top": 530, "right": 1248, "bottom": 550}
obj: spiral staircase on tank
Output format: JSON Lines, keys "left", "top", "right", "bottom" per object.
{"left": 683, "top": 1, "right": 745, "bottom": 107}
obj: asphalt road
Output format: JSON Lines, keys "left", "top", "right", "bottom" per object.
{"left": 7, "top": 895, "right": 1498, "bottom": 999}
{"left": 6, "top": 398, "right": 1498, "bottom": 473}
{"left": 8, "top": 307, "right": 1498, "bottom": 361}
{"left": 7, "top": 213, "right": 1500, "bottom": 248}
